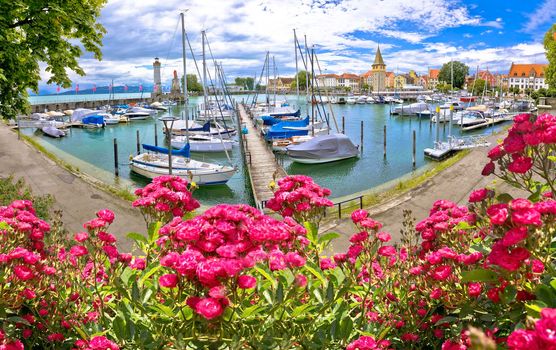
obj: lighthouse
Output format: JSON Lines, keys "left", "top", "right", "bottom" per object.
{"left": 153, "top": 57, "right": 161, "bottom": 96}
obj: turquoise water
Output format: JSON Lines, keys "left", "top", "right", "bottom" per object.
{"left": 24, "top": 94, "right": 508, "bottom": 205}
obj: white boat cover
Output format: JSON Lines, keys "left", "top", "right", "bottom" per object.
{"left": 286, "top": 134, "right": 358, "bottom": 160}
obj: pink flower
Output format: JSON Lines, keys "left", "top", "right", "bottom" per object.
{"left": 22, "top": 288, "right": 36, "bottom": 299}
{"left": 508, "top": 155, "right": 533, "bottom": 174}
{"left": 532, "top": 259, "right": 545, "bottom": 273}
{"left": 351, "top": 209, "right": 368, "bottom": 224}
{"left": 194, "top": 297, "right": 224, "bottom": 320}
{"left": 501, "top": 227, "right": 528, "bottom": 246}
{"left": 237, "top": 275, "right": 257, "bottom": 289}
{"left": 507, "top": 329, "right": 538, "bottom": 350}
{"left": 295, "top": 274, "right": 307, "bottom": 288}
{"left": 319, "top": 257, "right": 336, "bottom": 270}
{"left": 159, "top": 274, "right": 179, "bottom": 288}
{"left": 96, "top": 209, "right": 115, "bottom": 224}
{"left": 285, "top": 252, "right": 306, "bottom": 268}
{"left": 89, "top": 336, "right": 120, "bottom": 350}
{"left": 486, "top": 203, "right": 508, "bottom": 225}
{"left": 469, "top": 188, "right": 490, "bottom": 203}
{"left": 512, "top": 208, "right": 542, "bottom": 226}
{"left": 70, "top": 245, "right": 88, "bottom": 257}
{"left": 468, "top": 282, "right": 482, "bottom": 297}
{"left": 430, "top": 265, "right": 452, "bottom": 281}
{"left": 346, "top": 336, "right": 377, "bottom": 350}
{"left": 74, "top": 232, "right": 89, "bottom": 242}
{"left": 47, "top": 333, "right": 64, "bottom": 342}
{"left": 129, "top": 258, "right": 146, "bottom": 270}
{"left": 376, "top": 232, "right": 391, "bottom": 242}
{"left": 377, "top": 246, "right": 396, "bottom": 257}
{"left": 482, "top": 162, "right": 495, "bottom": 176}
{"left": 349, "top": 231, "right": 369, "bottom": 243}
{"left": 536, "top": 308, "right": 556, "bottom": 345}
{"left": 487, "top": 144, "right": 506, "bottom": 161}
{"left": 13, "top": 265, "right": 34, "bottom": 281}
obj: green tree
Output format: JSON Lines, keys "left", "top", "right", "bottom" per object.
{"left": 471, "top": 79, "right": 489, "bottom": 95}
{"left": 290, "top": 70, "right": 311, "bottom": 91}
{"left": 234, "top": 77, "right": 254, "bottom": 90}
{"left": 436, "top": 83, "right": 451, "bottom": 93}
{"left": 544, "top": 24, "right": 556, "bottom": 89}
{"left": 0, "top": 0, "right": 107, "bottom": 119}
{"left": 181, "top": 74, "right": 203, "bottom": 93}
{"left": 438, "top": 61, "right": 469, "bottom": 89}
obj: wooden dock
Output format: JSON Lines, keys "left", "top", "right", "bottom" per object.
{"left": 238, "top": 104, "right": 287, "bottom": 210}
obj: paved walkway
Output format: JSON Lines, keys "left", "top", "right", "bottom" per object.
{"left": 0, "top": 125, "right": 144, "bottom": 251}
{"left": 325, "top": 132, "right": 524, "bottom": 253}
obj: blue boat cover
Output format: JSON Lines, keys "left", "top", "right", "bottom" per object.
{"left": 260, "top": 109, "right": 302, "bottom": 125}
{"left": 82, "top": 115, "right": 105, "bottom": 125}
{"left": 187, "top": 122, "right": 211, "bottom": 132}
{"left": 264, "top": 117, "right": 311, "bottom": 140}
{"left": 142, "top": 143, "right": 190, "bottom": 158}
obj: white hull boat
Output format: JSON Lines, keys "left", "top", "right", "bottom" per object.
{"left": 130, "top": 153, "right": 236, "bottom": 185}
{"left": 392, "top": 102, "right": 429, "bottom": 116}
{"left": 286, "top": 134, "right": 359, "bottom": 164}
{"left": 171, "top": 135, "right": 234, "bottom": 153}
{"left": 42, "top": 126, "right": 66, "bottom": 138}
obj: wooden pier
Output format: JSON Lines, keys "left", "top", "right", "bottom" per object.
{"left": 237, "top": 104, "right": 287, "bottom": 210}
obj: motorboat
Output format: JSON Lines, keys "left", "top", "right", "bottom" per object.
{"left": 166, "top": 120, "right": 236, "bottom": 139}
{"left": 171, "top": 134, "right": 235, "bottom": 153}
{"left": 356, "top": 96, "right": 367, "bottom": 104}
{"left": 392, "top": 102, "right": 429, "bottom": 116}
{"left": 150, "top": 102, "right": 168, "bottom": 111}
{"left": 124, "top": 107, "right": 155, "bottom": 120}
{"left": 346, "top": 96, "right": 357, "bottom": 104}
{"left": 454, "top": 110, "right": 487, "bottom": 127}
{"left": 286, "top": 133, "right": 359, "bottom": 164}
{"left": 272, "top": 135, "right": 313, "bottom": 153}
{"left": 130, "top": 144, "right": 236, "bottom": 185}
{"left": 71, "top": 109, "right": 106, "bottom": 128}
{"left": 41, "top": 125, "right": 66, "bottom": 138}
{"left": 102, "top": 113, "right": 121, "bottom": 125}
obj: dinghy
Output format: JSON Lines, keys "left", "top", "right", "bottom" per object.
{"left": 41, "top": 126, "right": 66, "bottom": 138}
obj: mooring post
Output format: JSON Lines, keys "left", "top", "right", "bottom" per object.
{"left": 412, "top": 130, "right": 416, "bottom": 167}
{"left": 435, "top": 106, "right": 440, "bottom": 147}
{"left": 342, "top": 116, "right": 345, "bottom": 134}
{"left": 360, "top": 120, "right": 364, "bottom": 153}
{"left": 154, "top": 123, "right": 158, "bottom": 146}
{"left": 383, "top": 125, "right": 387, "bottom": 158}
{"left": 136, "top": 130, "right": 140, "bottom": 155}
{"left": 113, "top": 138, "right": 119, "bottom": 177}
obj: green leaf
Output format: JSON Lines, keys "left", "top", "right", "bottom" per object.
{"left": 276, "top": 282, "right": 284, "bottom": 303}
{"left": 140, "top": 264, "right": 162, "bottom": 286}
{"left": 496, "top": 193, "right": 514, "bottom": 204}
{"left": 550, "top": 279, "right": 556, "bottom": 291}
{"left": 292, "top": 304, "right": 315, "bottom": 317}
{"left": 254, "top": 267, "right": 276, "bottom": 288}
{"left": 461, "top": 269, "right": 498, "bottom": 282}
{"left": 525, "top": 302, "right": 543, "bottom": 318}
{"left": 305, "top": 264, "right": 327, "bottom": 285}
{"left": 304, "top": 221, "right": 318, "bottom": 245}
{"left": 434, "top": 316, "right": 458, "bottom": 326}
{"left": 241, "top": 305, "right": 265, "bottom": 318}
{"left": 148, "top": 221, "right": 162, "bottom": 243}
{"left": 318, "top": 232, "right": 340, "bottom": 245}
{"left": 536, "top": 284, "right": 556, "bottom": 307}
{"left": 326, "top": 281, "right": 335, "bottom": 302}
{"left": 127, "top": 232, "right": 148, "bottom": 244}
{"left": 454, "top": 221, "right": 473, "bottom": 230}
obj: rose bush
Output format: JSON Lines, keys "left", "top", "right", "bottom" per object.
{"left": 0, "top": 114, "right": 555, "bottom": 349}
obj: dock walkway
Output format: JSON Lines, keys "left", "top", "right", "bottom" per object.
{"left": 237, "top": 104, "right": 287, "bottom": 210}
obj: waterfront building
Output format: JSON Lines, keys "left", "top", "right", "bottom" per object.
{"left": 370, "top": 46, "right": 386, "bottom": 92}
{"left": 418, "top": 75, "right": 428, "bottom": 88}
{"left": 508, "top": 63, "right": 548, "bottom": 91}
{"left": 268, "top": 77, "right": 294, "bottom": 93}
{"left": 385, "top": 72, "right": 395, "bottom": 90}
{"left": 338, "top": 73, "right": 360, "bottom": 92}
{"left": 153, "top": 57, "right": 162, "bottom": 96}
{"left": 169, "top": 70, "right": 181, "bottom": 100}
{"left": 394, "top": 75, "right": 406, "bottom": 90}
{"left": 316, "top": 73, "right": 339, "bottom": 90}
{"left": 226, "top": 84, "right": 245, "bottom": 93}
{"left": 427, "top": 68, "right": 440, "bottom": 90}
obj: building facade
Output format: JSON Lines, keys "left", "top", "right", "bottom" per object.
{"left": 508, "top": 63, "right": 549, "bottom": 91}
{"left": 427, "top": 68, "right": 440, "bottom": 90}
{"left": 153, "top": 57, "right": 162, "bottom": 95}
{"left": 370, "top": 46, "right": 386, "bottom": 92}
{"left": 338, "top": 73, "right": 360, "bottom": 91}
{"left": 268, "top": 77, "right": 294, "bottom": 92}
{"left": 316, "top": 74, "right": 339, "bottom": 89}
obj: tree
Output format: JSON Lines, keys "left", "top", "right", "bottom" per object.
{"left": 436, "top": 83, "right": 451, "bottom": 93}
{"left": 438, "top": 61, "right": 469, "bottom": 89}
{"left": 471, "top": 79, "right": 489, "bottom": 95}
{"left": 0, "top": 0, "right": 107, "bottom": 119}
{"left": 234, "top": 77, "right": 254, "bottom": 90}
{"left": 544, "top": 23, "right": 556, "bottom": 89}
{"left": 181, "top": 74, "right": 203, "bottom": 93}
{"left": 290, "top": 71, "right": 311, "bottom": 91}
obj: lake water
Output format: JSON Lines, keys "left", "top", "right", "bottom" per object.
{"left": 23, "top": 94, "right": 508, "bottom": 206}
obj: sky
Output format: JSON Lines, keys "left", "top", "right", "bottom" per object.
{"left": 41, "top": 0, "right": 556, "bottom": 93}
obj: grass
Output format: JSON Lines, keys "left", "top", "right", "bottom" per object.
{"left": 322, "top": 150, "right": 471, "bottom": 221}
{"left": 19, "top": 133, "right": 136, "bottom": 203}
{"left": 0, "top": 176, "right": 54, "bottom": 220}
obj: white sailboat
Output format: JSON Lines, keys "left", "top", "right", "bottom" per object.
{"left": 130, "top": 13, "right": 237, "bottom": 185}
{"left": 171, "top": 134, "right": 235, "bottom": 153}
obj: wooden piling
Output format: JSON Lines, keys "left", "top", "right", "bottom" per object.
{"left": 136, "top": 130, "right": 140, "bottom": 155}
{"left": 154, "top": 123, "right": 158, "bottom": 146}
{"left": 113, "top": 138, "right": 119, "bottom": 177}
{"left": 412, "top": 130, "right": 416, "bottom": 167}
{"left": 383, "top": 125, "right": 387, "bottom": 158}
{"left": 342, "top": 116, "right": 345, "bottom": 134}
{"left": 360, "top": 120, "right": 364, "bottom": 153}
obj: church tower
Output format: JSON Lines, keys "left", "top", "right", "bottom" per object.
{"left": 371, "top": 46, "right": 386, "bottom": 92}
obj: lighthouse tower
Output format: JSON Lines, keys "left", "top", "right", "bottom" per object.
{"left": 153, "top": 57, "right": 161, "bottom": 96}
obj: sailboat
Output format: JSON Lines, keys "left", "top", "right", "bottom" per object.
{"left": 130, "top": 12, "right": 237, "bottom": 185}
{"left": 171, "top": 134, "right": 235, "bottom": 153}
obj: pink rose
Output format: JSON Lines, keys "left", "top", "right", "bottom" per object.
{"left": 507, "top": 329, "right": 538, "bottom": 350}
{"left": 501, "top": 227, "right": 528, "bottom": 246}
{"left": 377, "top": 246, "right": 396, "bottom": 257}
{"left": 159, "top": 274, "right": 179, "bottom": 288}
{"left": 508, "top": 155, "right": 533, "bottom": 174}
{"left": 13, "top": 265, "right": 34, "bottom": 281}
{"left": 469, "top": 188, "right": 490, "bottom": 203}
{"left": 69, "top": 245, "right": 88, "bottom": 257}
{"left": 482, "top": 162, "right": 495, "bottom": 176}
{"left": 468, "top": 282, "right": 482, "bottom": 297}
{"left": 430, "top": 265, "right": 452, "bottom": 281}
{"left": 96, "top": 209, "right": 115, "bottom": 224}
{"left": 237, "top": 275, "right": 257, "bottom": 289}
{"left": 194, "top": 297, "right": 224, "bottom": 320}
{"left": 295, "top": 274, "right": 308, "bottom": 288}
{"left": 486, "top": 203, "right": 508, "bottom": 225}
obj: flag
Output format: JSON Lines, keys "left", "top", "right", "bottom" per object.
{"left": 56, "top": 86, "right": 60, "bottom": 94}
{"left": 92, "top": 84, "right": 97, "bottom": 93}
{"left": 75, "top": 84, "right": 79, "bottom": 93}
{"left": 139, "top": 84, "right": 143, "bottom": 92}
{"left": 124, "top": 84, "right": 128, "bottom": 92}
{"left": 154, "top": 85, "right": 158, "bottom": 92}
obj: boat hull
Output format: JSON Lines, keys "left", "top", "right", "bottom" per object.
{"left": 171, "top": 140, "right": 234, "bottom": 153}
{"left": 289, "top": 154, "right": 358, "bottom": 164}
{"left": 130, "top": 158, "right": 236, "bottom": 185}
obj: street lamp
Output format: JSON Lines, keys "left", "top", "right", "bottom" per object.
{"left": 159, "top": 116, "right": 178, "bottom": 175}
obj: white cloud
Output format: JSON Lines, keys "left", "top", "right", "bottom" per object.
{"left": 523, "top": 0, "right": 556, "bottom": 33}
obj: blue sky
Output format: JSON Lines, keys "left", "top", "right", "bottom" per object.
{"left": 42, "top": 0, "right": 555, "bottom": 93}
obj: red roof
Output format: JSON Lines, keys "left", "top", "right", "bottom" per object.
{"left": 340, "top": 73, "right": 360, "bottom": 79}
{"left": 429, "top": 69, "right": 439, "bottom": 79}
{"left": 509, "top": 63, "right": 547, "bottom": 77}
{"left": 360, "top": 70, "right": 373, "bottom": 78}
{"left": 317, "top": 73, "right": 340, "bottom": 78}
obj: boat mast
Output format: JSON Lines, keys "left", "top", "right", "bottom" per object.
{"left": 311, "top": 46, "right": 315, "bottom": 137}
{"left": 304, "top": 35, "right": 309, "bottom": 114}
{"left": 266, "top": 51, "right": 270, "bottom": 112}
{"left": 294, "top": 29, "right": 299, "bottom": 106}
{"left": 273, "top": 56, "right": 277, "bottom": 107}
{"left": 180, "top": 11, "right": 189, "bottom": 146}
{"left": 449, "top": 58, "right": 453, "bottom": 148}
{"left": 202, "top": 30, "right": 208, "bottom": 114}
